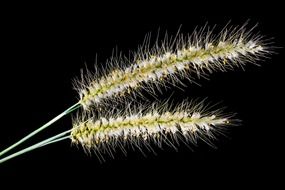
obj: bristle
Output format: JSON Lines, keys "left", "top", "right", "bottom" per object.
{"left": 71, "top": 101, "right": 236, "bottom": 158}
{"left": 74, "top": 23, "right": 270, "bottom": 110}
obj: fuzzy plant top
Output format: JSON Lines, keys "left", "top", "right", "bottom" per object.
{"left": 71, "top": 101, "right": 233, "bottom": 159}
{"left": 75, "top": 24, "right": 268, "bottom": 110}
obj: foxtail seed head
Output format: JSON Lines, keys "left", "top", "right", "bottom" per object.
{"left": 75, "top": 24, "right": 270, "bottom": 110}
{"left": 71, "top": 101, "right": 235, "bottom": 158}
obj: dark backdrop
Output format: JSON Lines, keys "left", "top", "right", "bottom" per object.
{"left": 0, "top": 13, "right": 284, "bottom": 188}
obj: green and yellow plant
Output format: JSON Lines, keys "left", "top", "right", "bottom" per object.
{"left": 0, "top": 23, "right": 272, "bottom": 164}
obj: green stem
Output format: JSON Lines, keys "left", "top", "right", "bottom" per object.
{"left": 0, "top": 130, "right": 72, "bottom": 164}
{"left": 40, "top": 136, "right": 70, "bottom": 147}
{"left": 0, "top": 102, "right": 81, "bottom": 157}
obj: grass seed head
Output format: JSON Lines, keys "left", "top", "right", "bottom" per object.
{"left": 71, "top": 100, "right": 237, "bottom": 159}
{"left": 74, "top": 23, "right": 270, "bottom": 110}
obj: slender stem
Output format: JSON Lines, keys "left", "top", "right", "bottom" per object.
{"left": 40, "top": 136, "right": 70, "bottom": 147}
{"left": 0, "top": 102, "right": 81, "bottom": 157}
{"left": 0, "top": 130, "right": 72, "bottom": 164}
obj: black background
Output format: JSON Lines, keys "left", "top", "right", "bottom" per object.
{"left": 0, "top": 7, "right": 284, "bottom": 188}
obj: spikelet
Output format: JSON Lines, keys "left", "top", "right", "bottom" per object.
{"left": 74, "top": 23, "right": 270, "bottom": 110}
{"left": 71, "top": 100, "right": 235, "bottom": 158}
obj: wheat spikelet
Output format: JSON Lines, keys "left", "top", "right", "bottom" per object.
{"left": 71, "top": 100, "right": 236, "bottom": 158}
{"left": 75, "top": 23, "right": 270, "bottom": 110}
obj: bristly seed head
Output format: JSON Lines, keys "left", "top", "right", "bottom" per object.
{"left": 74, "top": 23, "right": 270, "bottom": 110}
{"left": 71, "top": 101, "right": 235, "bottom": 159}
